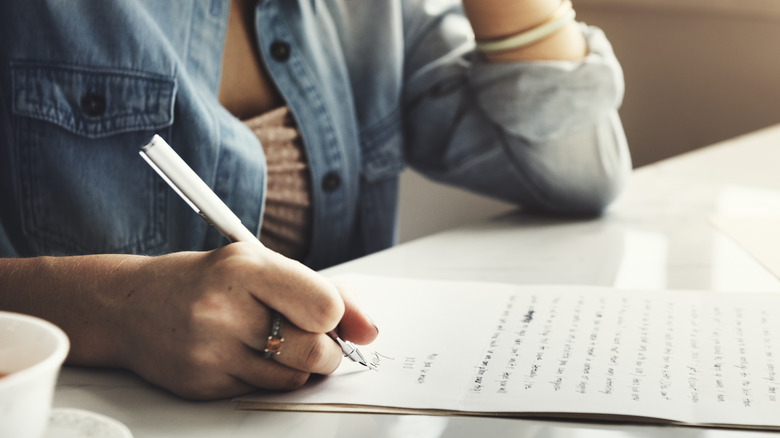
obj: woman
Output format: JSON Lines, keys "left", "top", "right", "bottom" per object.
{"left": 0, "top": 0, "right": 630, "bottom": 399}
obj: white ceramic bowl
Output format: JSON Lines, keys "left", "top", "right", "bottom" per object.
{"left": 0, "top": 311, "right": 70, "bottom": 438}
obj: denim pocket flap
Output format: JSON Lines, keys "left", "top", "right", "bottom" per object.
{"left": 360, "top": 110, "right": 405, "bottom": 183}
{"left": 11, "top": 62, "right": 176, "bottom": 138}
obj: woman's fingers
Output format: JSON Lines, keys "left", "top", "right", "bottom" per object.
{"left": 205, "top": 243, "right": 378, "bottom": 349}
{"left": 241, "top": 311, "right": 343, "bottom": 376}
{"left": 226, "top": 243, "right": 345, "bottom": 334}
{"left": 231, "top": 340, "right": 341, "bottom": 391}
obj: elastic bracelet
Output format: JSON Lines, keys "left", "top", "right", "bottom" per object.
{"left": 475, "top": 0, "right": 576, "bottom": 53}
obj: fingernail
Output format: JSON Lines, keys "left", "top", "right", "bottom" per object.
{"left": 367, "top": 315, "right": 379, "bottom": 335}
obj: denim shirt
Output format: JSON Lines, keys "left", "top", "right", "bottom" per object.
{"left": 0, "top": 0, "right": 630, "bottom": 270}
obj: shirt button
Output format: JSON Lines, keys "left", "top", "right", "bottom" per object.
{"left": 321, "top": 171, "right": 341, "bottom": 193}
{"left": 270, "top": 41, "right": 291, "bottom": 62}
{"left": 80, "top": 92, "right": 106, "bottom": 117}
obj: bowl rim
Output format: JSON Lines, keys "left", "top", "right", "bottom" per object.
{"left": 0, "top": 311, "right": 70, "bottom": 387}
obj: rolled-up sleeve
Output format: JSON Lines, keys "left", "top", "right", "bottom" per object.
{"left": 402, "top": 3, "right": 631, "bottom": 215}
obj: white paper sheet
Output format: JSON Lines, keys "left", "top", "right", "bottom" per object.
{"left": 237, "top": 275, "right": 780, "bottom": 430}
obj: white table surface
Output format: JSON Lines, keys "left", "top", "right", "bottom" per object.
{"left": 54, "top": 124, "right": 780, "bottom": 437}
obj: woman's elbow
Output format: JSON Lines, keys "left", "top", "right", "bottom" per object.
{"left": 520, "top": 113, "right": 632, "bottom": 216}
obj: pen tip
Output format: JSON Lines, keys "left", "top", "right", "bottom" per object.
{"left": 352, "top": 348, "right": 369, "bottom": 368}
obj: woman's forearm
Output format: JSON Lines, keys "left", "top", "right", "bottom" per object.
{"left": 0, "top": 255, "right": 145, "bottom": 367}
{"left": 461, "top": 0, "right": 587, "bottom": 62}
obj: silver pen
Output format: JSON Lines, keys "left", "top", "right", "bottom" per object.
{"left": 140, "top": 134, "right": 368, "bottom": 367}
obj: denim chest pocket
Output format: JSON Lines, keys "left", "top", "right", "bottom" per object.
{"left": 10, "top": 62, "right": 176, "bottom": 255}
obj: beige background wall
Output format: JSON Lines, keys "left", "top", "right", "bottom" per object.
{"left": 576, "top": 0, "right": 780, "bottom": 167}
{"left": 396, "top": 0, "right": 780, "bottom": 243}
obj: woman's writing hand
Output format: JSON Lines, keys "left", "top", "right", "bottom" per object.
{"left": 116, "top": 242, "right": 379, "bottom": 399}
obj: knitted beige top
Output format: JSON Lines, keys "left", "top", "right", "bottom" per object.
{"left": 244, "top": 106, "right": 311, "bottom": 261}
